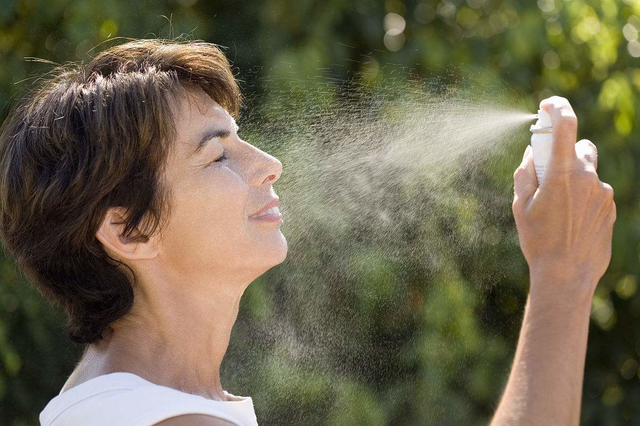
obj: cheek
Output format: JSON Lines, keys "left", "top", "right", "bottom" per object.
{"left": 201, "top": 169, "right": 248, "bottom": 227}
{"left": 164, "top": 167, "right": 250, "bottom": 262}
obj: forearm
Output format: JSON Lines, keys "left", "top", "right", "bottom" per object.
{"left": 491, "top": 273, "right": 594, "bottom": 426}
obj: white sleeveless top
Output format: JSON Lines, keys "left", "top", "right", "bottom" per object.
{"left": 39, "top": 372, "right": 258, "bottom": 426}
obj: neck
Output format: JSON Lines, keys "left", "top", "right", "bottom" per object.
{"left": 81, "top": 269, "right": 250, "bottom": 401}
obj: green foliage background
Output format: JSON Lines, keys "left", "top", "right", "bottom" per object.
{"left": 0, "top": 0, "right": 639, "bottom": 425}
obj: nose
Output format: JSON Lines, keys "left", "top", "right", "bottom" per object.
{"left": 251, "top": 148, "right": 282, "bottom": 188}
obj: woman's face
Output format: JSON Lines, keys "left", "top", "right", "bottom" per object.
{"left": 158, "top": 88, "right": 286, "bottom": 283}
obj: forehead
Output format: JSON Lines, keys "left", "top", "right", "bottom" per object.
{"left": 172, "top": 88, "right": 237, "bottom": 153}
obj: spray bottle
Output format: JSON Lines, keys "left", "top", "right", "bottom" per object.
{"left": 529, "top": 109, "right": 553, "bottom": 183}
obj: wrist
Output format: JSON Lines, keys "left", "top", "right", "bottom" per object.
{"left": 528, "top": 268, "right": 596, "bottom": 310}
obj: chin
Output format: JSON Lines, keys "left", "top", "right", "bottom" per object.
{"left": 245, "top": 230, "right": 288, "bottom": 274}
{"left": 271, "top": 233, "right": 288, "bottom": 265}
{"left": 247, "top": 248, "right": 287, "bottom": 281}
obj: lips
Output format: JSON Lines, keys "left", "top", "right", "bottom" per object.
{"left": 249, "top": 199, "right": 280, "bottom": 218}
{"left": 251, "top": 206, "right": 281, "bottom": 218}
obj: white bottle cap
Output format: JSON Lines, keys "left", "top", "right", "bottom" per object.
{"left": 530, "top": 109, "right": 552, "bottom": 133}
{"left": 536, "top": 109, "right": 551, "bottom": 127}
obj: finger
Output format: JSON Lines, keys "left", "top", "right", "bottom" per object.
{"left": 594, "top": 182, "right": 615, "bottom": 226}
{"left": 597, "top": 199, "right": 616, "bottom": 239}
{"left": 513, "top": 145, "right": 537, "bottom": 204}
{"left": 609, "top": 201, "right": 617, "bottom": 227}
{"left": 575, "top": 139, "right": 598, "bottom": 172}
{"left": 540, "top": 96, "right": 578, "bottom": 165}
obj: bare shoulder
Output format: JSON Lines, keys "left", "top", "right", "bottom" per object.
{"left": 153, "top": 414, "right": 238, "bottom": 426}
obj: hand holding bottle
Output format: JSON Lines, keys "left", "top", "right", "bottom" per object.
{"left": 512, "top": 96, "right": 616, "bottom": 300}
{"left": 493, "top": 96, "right": 617, "bottom": 426}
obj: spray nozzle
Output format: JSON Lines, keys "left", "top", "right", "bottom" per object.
{"left": 530, "top": 109, "right": 553, "bottom": 134}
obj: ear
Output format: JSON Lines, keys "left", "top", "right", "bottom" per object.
{"left": 96, "top": 207, "right": 159, "bottom": 261}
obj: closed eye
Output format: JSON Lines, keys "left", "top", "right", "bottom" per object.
{"left": 208, "top": 152, "right": 228, "bottom": 166}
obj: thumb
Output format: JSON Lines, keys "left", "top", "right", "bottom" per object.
{"left": 513, "top": 145, "right": 537, "bottom": 204}
{"left": 540, "top": 96, "right": 579, "bottom": 168}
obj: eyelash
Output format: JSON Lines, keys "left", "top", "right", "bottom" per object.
{"left": 207, "top": 152, "right": 228, "bottom": 167}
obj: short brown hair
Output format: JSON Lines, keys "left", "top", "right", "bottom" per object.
{"left": 0, "top": 39, "right": 240, "bottom": 344}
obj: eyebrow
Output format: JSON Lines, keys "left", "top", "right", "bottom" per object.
{"left": 190, "top": 128, "right": 232, "bottom": 157}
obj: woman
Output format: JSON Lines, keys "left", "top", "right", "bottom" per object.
{"left": 2, "top": 39, "right": 282, "bottom": 425}
{"left": 0, "top": 39, "right": 615, "bottom": 425}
